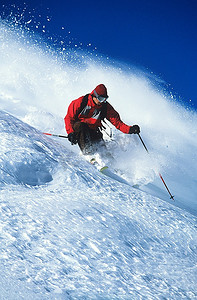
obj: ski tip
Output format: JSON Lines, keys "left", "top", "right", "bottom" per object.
{"left": 132, "top": 184, "right": 140, "bottom": 188}
{"left": 100, "top": 166, "right": 108, "bottom": 172}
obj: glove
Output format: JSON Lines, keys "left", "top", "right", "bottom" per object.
{"left": 129, "top": 125, "right": 140, "bottom": 134}
{"left": 68, "top": 132, "right": 78, "bottom": 145}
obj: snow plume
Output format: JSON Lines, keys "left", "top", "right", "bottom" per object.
{"left": 1, "top": 18, "right": 197, "bottom": 212}
{"left": 0, "top": 19, "right": 197, "bottom": 299}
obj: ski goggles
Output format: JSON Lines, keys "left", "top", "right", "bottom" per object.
{"left": 94, "top": 90, "right": 108, "bottom": 103}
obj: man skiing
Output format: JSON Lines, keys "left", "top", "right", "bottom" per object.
{"left": 64, "top": 84, "right": 140, "bottom": 154}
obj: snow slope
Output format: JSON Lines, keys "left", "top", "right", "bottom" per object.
{"left": 0, "top": 19, "right": 197, "bottom": 299}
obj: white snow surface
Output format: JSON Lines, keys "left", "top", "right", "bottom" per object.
{"left": 0, "top": 20, "right": 197, "bottom": 299}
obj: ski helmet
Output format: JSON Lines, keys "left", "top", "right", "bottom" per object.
{"left": 93, "top": 84, "right": 108, "bottom": 103}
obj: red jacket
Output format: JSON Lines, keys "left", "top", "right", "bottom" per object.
{"left": 64, "top": 94, "right": 131, "bottom": 135}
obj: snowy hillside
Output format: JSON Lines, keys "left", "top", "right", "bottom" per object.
{"left": 0, "top": 19, "right": 197, "bottom": 299}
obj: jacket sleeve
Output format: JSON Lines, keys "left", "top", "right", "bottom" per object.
{"left": 64, "top": 97, "right": 83, "bottom": 134}
{"left": 106, "top": 103, "right": 131, "bottom": 134}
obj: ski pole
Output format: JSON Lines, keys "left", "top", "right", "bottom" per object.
{"left": 43, "top": 132, "right": 68, "bottom": 138}
{"left": 138, "top": 133, "right": 174, "bottom": 201}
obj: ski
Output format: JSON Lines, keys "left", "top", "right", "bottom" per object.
{"left": 90, "top": 157, "right": 138, "bottom": 187}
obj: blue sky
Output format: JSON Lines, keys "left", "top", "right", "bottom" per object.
{"left": 1, "top": 0, "right": 197, "bottom": 108}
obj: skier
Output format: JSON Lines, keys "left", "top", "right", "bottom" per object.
{"left": 64, "top": 84, "right": 140, "bottom": 154}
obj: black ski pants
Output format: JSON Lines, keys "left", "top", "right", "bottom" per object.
{"left": 73, "top": 121, "right": 104, "bottom": 154}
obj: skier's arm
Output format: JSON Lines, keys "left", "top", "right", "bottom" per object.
{"left": 64, "top": 97, "right": 83, "bottom": 134}
{"left": 106, "top": 103, "right": 131, "bottom": 134}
